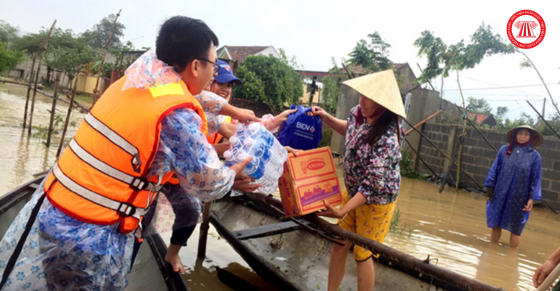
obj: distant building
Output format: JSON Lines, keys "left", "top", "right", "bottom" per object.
{"left": 217, "top": 45, "right": 280, "bottom": 64}
{"left": 467, "top": 113, "right": 497, "bottom": 127}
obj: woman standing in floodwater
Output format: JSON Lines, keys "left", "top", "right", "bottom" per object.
{"left": 312, "top": 70, "right": 405, "bottom": 291}
{"left": 485, "top": 125, "right": 542, "bottom": 248}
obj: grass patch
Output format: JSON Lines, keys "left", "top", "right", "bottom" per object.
{"left": 400, "top": 151, "right": 428, "bottom": 180}
{"left": 389, "top": 208, "right": 413, "bottom": 237}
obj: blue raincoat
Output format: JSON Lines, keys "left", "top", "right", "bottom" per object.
{"left": 485, "top": 144, "right": 542, "bottom": 236}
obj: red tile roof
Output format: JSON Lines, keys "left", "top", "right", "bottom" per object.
{"left": 468, "top": 113, "right": 490, "bottom": 124}
{"left": 218, "top": 46, "right": 269, "bottom": 62}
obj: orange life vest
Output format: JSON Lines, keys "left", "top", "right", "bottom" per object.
{"left": 44, "top": 76, "right": 208, "bottom": 234}
{"left": 206, "top": 115, "right": 232, "bottom": 144}
{"left": 167, "top": 116, "right": 232, "bottom": 185}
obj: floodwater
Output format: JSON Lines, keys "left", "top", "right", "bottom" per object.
{"left": 1, "top": 83, "right": 559, "bottom": 290}
{"left": 0, "top": 84, "right": 84, "bottom": 194}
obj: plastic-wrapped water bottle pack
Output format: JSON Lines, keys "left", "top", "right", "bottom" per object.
{"left": 224, "top": 122, "right": 288, "bottom": 194}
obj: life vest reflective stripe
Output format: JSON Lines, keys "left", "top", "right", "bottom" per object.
{"left": 45, "top": 76, "right": 208, "bottom": 234}
{"left": 206, "top": 115, "right": 232, "bottom": 144}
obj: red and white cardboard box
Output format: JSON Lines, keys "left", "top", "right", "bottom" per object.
{"left": 278, "top": 147, "right": 342, "bottom": 217}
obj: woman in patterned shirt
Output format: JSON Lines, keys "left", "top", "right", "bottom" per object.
{"left": 313, "top": 70, "right": 406, "bottom": 291}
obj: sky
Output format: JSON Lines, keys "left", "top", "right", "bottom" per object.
{"left": 1, "top": 0, "right": 559, "bottom": 120}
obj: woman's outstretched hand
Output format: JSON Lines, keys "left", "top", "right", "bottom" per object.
{"left": 317, "top": 200, "right": 345, "bottom": 219}
{"left": 310, "top": 106, "right": 328, "bottom": 120}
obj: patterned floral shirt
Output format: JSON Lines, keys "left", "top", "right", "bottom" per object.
{"left": 343, "top": 106, "right": 401, "bottom": 205}
{"left": 147, "top": 107, "right": 235, "bottom": 202}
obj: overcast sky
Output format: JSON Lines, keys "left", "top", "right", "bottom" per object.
{"left": 1, "top": 0, "right": 559, "bottom": 120}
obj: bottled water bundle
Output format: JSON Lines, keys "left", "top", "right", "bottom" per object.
{"left": 224, "top": 123, "right": 288, "bottom": 193}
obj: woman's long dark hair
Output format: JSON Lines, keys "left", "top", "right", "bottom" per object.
{"left": 363, "top": 109, "right": 399, "bottom": 146}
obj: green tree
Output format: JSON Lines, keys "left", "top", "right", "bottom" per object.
{"left": 0, "top": 42, "right": 24, "bottom": 73}
{"left": 321, "top": 58, "right": 343, "bottom": 114}
{"left": 81, "top": 14, "right": 126, "bottom": 50}
{"left": 0, "top": 20, "right": 20, "bottom": 45}
{"left": 414, "top": 23, "right": 515, "bottom": 89}
{"left": 233, "top": 54, "right": 303, "bottom": 114}
{"left": 347, "top": 32, "right": 392, "bottom": 72}
{"left": 466, "top": 97, "right": 492, "bottom": 114}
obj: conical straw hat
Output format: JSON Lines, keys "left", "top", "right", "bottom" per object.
{"left": 342, "top": 69, "right": 406, "bottom": 118}
{"left": 506, "top": 125, "right": 544, "bottom": 148}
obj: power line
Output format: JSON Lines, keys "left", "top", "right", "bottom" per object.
{"left": 446, "top": 83, "right": 559, "bottom": 91}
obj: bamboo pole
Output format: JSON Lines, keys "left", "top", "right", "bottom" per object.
{"left": 92, "top": 9, "right": 121, "bottom": 107}
{"left": 57, "top": 73, "right": 81, "bottom": 158}
{"left": 454, "top": 104, "right": 498, "bottom": 153}
{"left": 23, "top": 54, "right": 37, "bottom": 129}
{"left": 416, "top": 63, "right": 435, "bottom": 90}
{"left": 536, "top": 263, "right": 560, "bottom": 291}
{"left": 44, "top": 71, "right": 61, "bottom": 147}
{"left": 244, "top": 192, "right": 502, "bottom": 291}
{"left": 439, "top": 138, "right": 461, "bottom": 193}
{"left": 28, "top": 20, "right": 57, "bottom": 134}
{"left": 455, "top": 71, "right": 467, "bottom": 190}
{"left": 518, "top": 50, "right": 560, "bottom": 117}
{"left": 404, "top": 138, "right": 437, "bottom": 176}
{"left": 197, "top": 201, "right": 214, "bottom": 259}
{"left": 341, "top": 62, "right": 355, "bottom": 79}
{"left": 402, "top": 118, "right": 483, "bottom": 189}
{"left": 527, "top": 101, "right": 560, "bottom": 140}
{"left": 404, "top": 110, "right": 442, "bottom": 136}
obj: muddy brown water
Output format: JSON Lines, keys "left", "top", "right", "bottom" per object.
{"left": 1, "top": 84, "right": 559, "bottom": 290}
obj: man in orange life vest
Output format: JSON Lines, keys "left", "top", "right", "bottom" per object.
{"left": 0, "top": 16, "right": 257, "bottom": 290}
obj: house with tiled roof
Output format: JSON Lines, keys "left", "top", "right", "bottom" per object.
{"left": 217, "top": 45, "right": 280, "bottom": 63}
{"left": 467, "top": 113, "right": 497, "bottom": 127}
{"left": 296, "top": 63, "right": 418, "bottom": 96}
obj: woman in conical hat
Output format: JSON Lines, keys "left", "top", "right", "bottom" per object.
{"left": 485, "top": 125, "right": 543, "bottom": 248}
{"left": 312, "top": 70, "right": 405, "bottom": 291}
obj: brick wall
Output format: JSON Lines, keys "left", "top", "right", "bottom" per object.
{"left": 416, "top": 124, "right": 560, "bottom": 204}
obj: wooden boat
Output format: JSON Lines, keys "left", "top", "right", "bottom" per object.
{"left": 210, "top": 192, "right": 504, "bottom": 291}
{"left": 0, "top": 177, "right": 189, "bottom": 291}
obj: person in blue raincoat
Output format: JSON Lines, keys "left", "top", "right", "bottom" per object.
{"left": 485, "top": 125, "right": 543, "bottom": 248}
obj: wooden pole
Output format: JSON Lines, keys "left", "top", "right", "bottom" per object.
{"left": 57, "top": 74, "right": 80, "bottom": 158}
{"left": 402, "top": 118, "right": 483, "bottom": 189}
{"left": 92, "top": 9, "right": 121, "bottom": 107}
{"left": 197, "top": 201, "right": 214, "bottom": 259}
{"left": 44, "top": 71, "right": 61, "bottom": 147}
{"left": 23, "top": 54, "right": 37, "bottom": 129}
{"left": 454, "top": 104, "right": 498, "bottom": 153}
{"left": 404, "top": 110, "right": 441, "bottom": 136}
{"left": 28, "top": 20, "right": 57, "bottom": 134}
{"left": 404, "top": 138, "right": 437, "bottom": 176}
{"left": 527, "top": 101, "right": 560, "bottom": 140}
{"left": 542, "top": 98, "right": 546, "bottom": 117}
{"left": 244, "top": 192, "right": 502, "bottom": 291}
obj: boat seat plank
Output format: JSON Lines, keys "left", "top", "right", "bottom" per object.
{"left": 232, "top": 221, "right": 302, "bottom": 240}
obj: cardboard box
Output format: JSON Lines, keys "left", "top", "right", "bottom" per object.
{"left": 278, "top": 147, "right": 342, "bottom": 217}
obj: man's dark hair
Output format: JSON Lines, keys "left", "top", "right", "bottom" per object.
{"left": 156, "top": 16, "right": 219, "bottom": 73}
